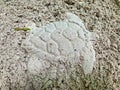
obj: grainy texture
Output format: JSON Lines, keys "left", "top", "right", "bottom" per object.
{"left": 0, "top": 0, "right": 120, "bottom": 90}
{"left": 22, "top": 12, "right": 98, "bottom": 76}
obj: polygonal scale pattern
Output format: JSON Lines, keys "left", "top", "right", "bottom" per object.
{"left": 22, "top": 12, "right": 99, "bottom": 75}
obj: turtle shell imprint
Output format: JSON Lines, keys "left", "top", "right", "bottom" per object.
{"left": 22, "top": 12, "right": 99, "bottom": 75}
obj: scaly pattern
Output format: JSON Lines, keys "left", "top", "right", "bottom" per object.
{"left": 22, "top": 12, "right": 98, "bottom": 75}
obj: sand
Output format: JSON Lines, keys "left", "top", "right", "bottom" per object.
{"left": 0, "top": 0, "right": 120, "bottom": 90}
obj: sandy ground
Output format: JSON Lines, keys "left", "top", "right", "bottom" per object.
{"left": 0, "top": 0, "right": 120, "bottom": 90}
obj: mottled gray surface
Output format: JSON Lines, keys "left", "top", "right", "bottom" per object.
{"left": 22, "top": 12, "right": 98, "bottom": 76}
{"left": 0, "top": 0, "right": 120, "bottom": 90}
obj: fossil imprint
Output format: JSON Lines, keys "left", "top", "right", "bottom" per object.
{"left": 22, "top": 12, "right": 99, "bottom": 75}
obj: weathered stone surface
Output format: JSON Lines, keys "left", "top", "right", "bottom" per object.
{"left": 22, "top": 12, "right": 99, "bottom": 75}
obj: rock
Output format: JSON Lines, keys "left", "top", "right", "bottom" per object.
{"left": 22, "top": 12, "right": 99, "bottom": 75}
